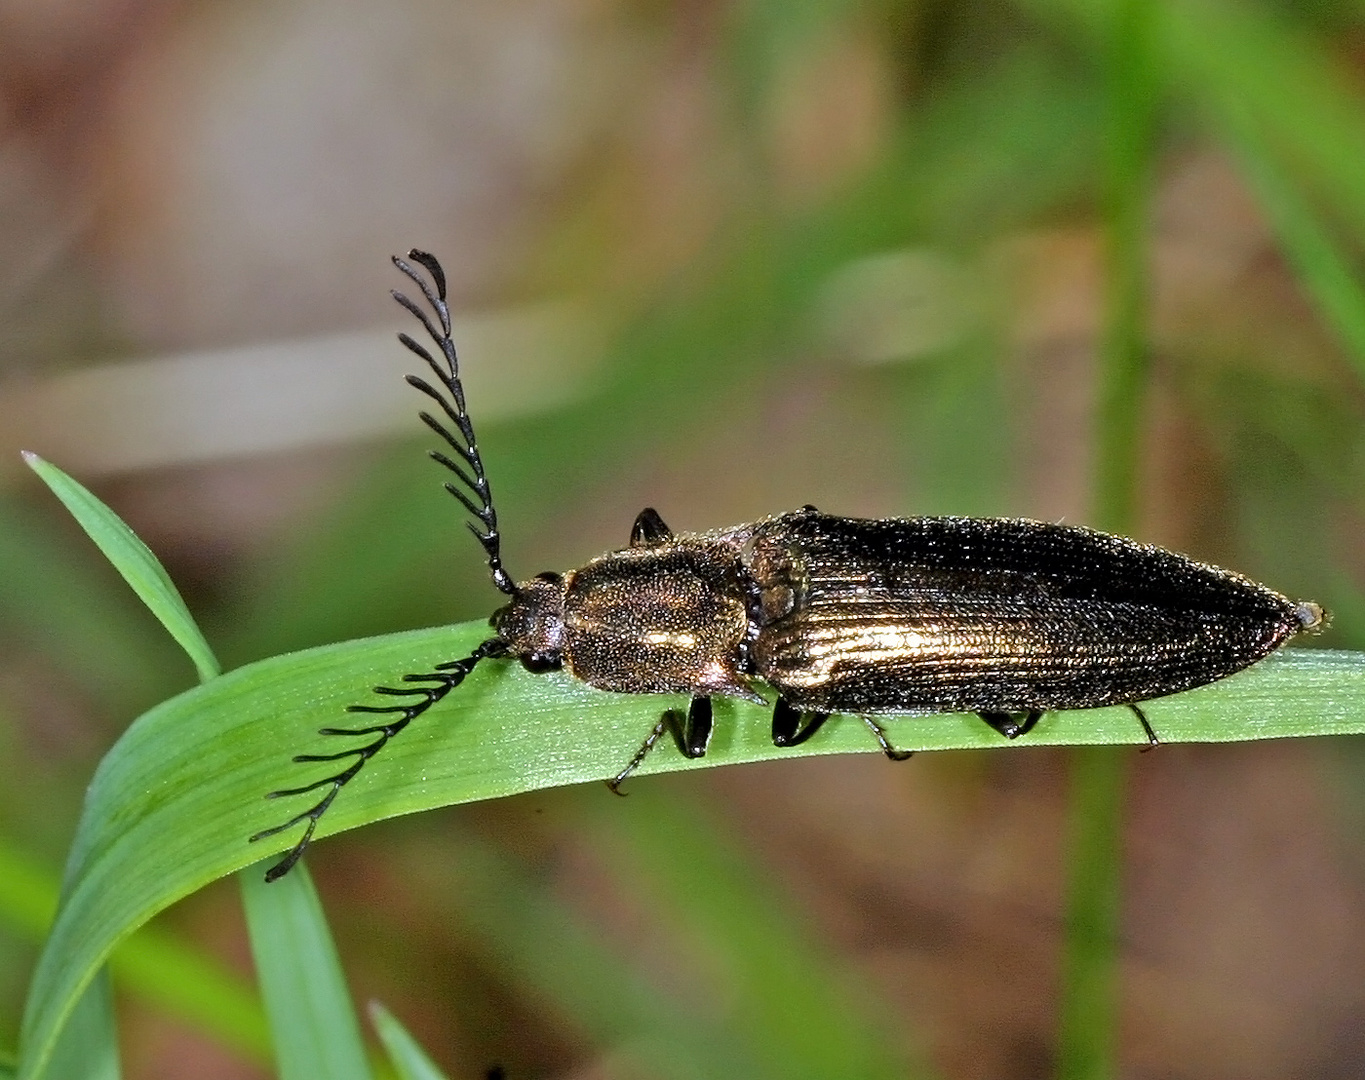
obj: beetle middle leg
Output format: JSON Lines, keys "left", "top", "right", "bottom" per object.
{"left": 771, "top": 697, "right": 830, "bottom": 748}
{"left": 977, "top": 710, "right": 1043, "bottom": 739}
{"left": 608, "top": 695, "right": 713, "bottom": 794}
{"left": 773, "top": 698, "right": 913, "bottom": 761}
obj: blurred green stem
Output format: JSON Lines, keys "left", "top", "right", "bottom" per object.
{"left": 1092, "top": 0, "right": 1153, "bottom": 532}
{"left": 1058, "top": 1, "right": 1154, "bottom": 1078}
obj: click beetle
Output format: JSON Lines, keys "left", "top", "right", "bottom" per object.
{"left": 250, "top": 249, "right": 1324, "bottom": 881}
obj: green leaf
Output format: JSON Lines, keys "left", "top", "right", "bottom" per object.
{"left": 21, "top": 453, "right": 220, "bottom": 683}
{"left": 0, "top": 495, "right": 188, "bottom": 711}
{"left": 16, "top": 621, "right": 1365, "bottom": 1080}
{"left": 0, "top": 837, "right": 271, "bottom": 1068}
{"left": 369, "top": 1003, "right": 449, "bottom": 1080}
{"left": 1224, "top": 114, "right": 1365, "bottom": 377}
{"left": 241, "top": 862, "right": 371, "bottom": 1080}
{"left": 1056, "top": 746, "right": 1128, "bottom": 1080}
{"left": 42, "top": 973, "right": 118, "bottom": 1080}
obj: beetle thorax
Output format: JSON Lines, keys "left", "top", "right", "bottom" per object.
{"left": 557, "top": 544, "right": 760, "bottom": 700}
{"left": 493, "top": 573, "right": 567, "bottom": 670}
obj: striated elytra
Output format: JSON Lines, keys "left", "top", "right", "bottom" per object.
{"left": 250, "top": 250, "right": 1323, "bottom": 881}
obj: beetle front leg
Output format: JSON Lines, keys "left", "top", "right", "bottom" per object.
{"left": 607, "top": 695, "right": 713, "bottom": 794}
{"left": 630, "top": 507, "right": 672, "bottom": 547}
{"left": 977, "top": 710, "right": 1043, "bottom": 739}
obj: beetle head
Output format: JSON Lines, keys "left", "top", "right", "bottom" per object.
{"left": 493, "top": 571, "right": 566, "bottom": 672}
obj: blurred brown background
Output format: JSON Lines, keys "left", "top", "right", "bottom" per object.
{"left": 4, "top": 0, "right": 1365, "bottom": 1077}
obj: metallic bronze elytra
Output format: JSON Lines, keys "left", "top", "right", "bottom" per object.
{"left": 249, "top": 249, "right": 1325, "bottom": 881}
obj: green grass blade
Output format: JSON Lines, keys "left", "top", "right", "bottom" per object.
{"left": 1158, "top": 1, "right": 1365, "bottom": 245}
{"left": 0, "top": 837, "right": 270, "bottom": 1068}
{"left": 0, "top": 496, "right": 187, "bottom": 710}
{"left": 369, "top": 1004, "right": 449, "bottom": 1080}
{"left": 21, "top": 453, "right": 220, "bottom": 683}
{"left": 1092, "top": 0, "right": 1154, "bottom": 535}
{"left": 1223, "top": 113, "right": 1365, "bottom": 373}
{"left": 16, "top": 621, "right": 1365, "bottom": 1080}
{"left": 42, "top": 973, "right": 118, "bottom": 1080}
{"left": 240, "top": 862, "right": 371, "bottom": 1080}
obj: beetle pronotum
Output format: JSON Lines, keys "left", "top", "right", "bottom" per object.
{"left": 250, "top": 249, "right": 1324, "bottom": 881}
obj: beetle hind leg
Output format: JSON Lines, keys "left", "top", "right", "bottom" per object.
{"left": 608, "top": 695, "right": 713, "bottom": 795}
{"left": 1130, "top": 703, "right": 1160, "bottom": 748}
{"left": 861, "top": 716, "right": 913, "bottom": 761}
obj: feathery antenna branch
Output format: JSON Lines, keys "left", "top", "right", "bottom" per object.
{"left": 393, "top": 249, "right": 517, "bottom": 597}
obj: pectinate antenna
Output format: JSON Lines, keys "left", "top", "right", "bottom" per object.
{"left": 392, "top": 249, "right": 517, "bottom": 597}
{"left": 249, "top": 249, "right": 521, "bottom": 881}
{"left": 250, "top": 639, "right": 508, "bottom": 881}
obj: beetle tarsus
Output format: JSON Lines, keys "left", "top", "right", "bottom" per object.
{"left": 862, "top": 715, "right": 913, "bottom": 760}
{"left": 607, "top": 716, "right": 669, "bottom": 795}
{"left": 608, "top": 695, "right": 713, "bottom": 793}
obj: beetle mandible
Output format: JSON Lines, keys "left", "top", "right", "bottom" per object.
{"left": 250, "top": 249, "right": 1324, "bottom": 881}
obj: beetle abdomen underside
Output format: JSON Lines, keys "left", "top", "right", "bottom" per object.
{"left": 748, "top": 512, "right": 1307, "bottom": 714}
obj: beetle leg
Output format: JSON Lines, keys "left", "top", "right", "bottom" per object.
{"left": 771, "top": 697, "right": 831, "bottom": 748}
{"left": 630, "top": 507, "right": 672, "bottom": 547}
{"left": 607, "top": 695, "right": 712, "bottom": 794}
{"left": 861, "top": 716, "right": 913, "bottom": 761}
{"left": 1130, "top": 703, "right": 1160, "bottom": 749}
{"left": 678, "top": 695, "right": 714, "bottom": 755}
{"left": 977, "top": 710, "right": 1043, "bottom": 739}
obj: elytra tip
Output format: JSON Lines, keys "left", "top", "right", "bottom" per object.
{"left": 1295, "top": 601, "right": 1326, "bottom": 632}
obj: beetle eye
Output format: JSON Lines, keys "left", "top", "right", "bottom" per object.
{"left": 520, "top": 653, "right": 561, "bottom": 674}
